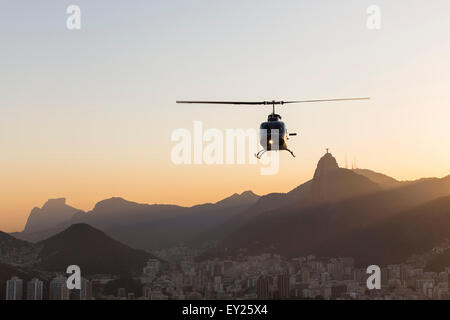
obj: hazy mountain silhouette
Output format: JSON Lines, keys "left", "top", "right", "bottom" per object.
{"left": 38, "top": 224, "right": 156, "bottom": 275}
{"left": 99, "top": 191, "right": 260, "bottom": 249}
{"left": 202, "top": 152, "right": 382, "bottom": 258}
{"left": 204, "top": 153, "right": 450, "bottom": 265}
{"left": 194, "top": 182, "right": 313, "bottom": 245}
{"left": 310, "top": 153, "right": 380, "bottom": 204}
{"left": 214, "top": 191, "right": 260, "bottom": 207}
{"left": 23, "top": 198, "right": 84, "bottom": 235}
{"left": 201, "top": 153, "right": 379, "bottom": 245}
{"left": 15, "top": 198, "right": 184, "bottom": 242}
{"left": 15, "top": 191, "right": 260, "bottom": 250}
{"left": 12, "top": 151, "right": 450, "bottom": 268}
{"left": 353, "top": 168, "right": 407, "bottom": 189}
{"left": 74, "top": 198, "right": 184, "bottom": 228}
{"left": 336, "top": 195, "right": 450, "bottom": 267}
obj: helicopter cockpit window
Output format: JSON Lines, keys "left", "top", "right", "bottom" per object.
{"left": 260, "top": 122, "right": 285, "bottom": 129}
{"left": 260, "top": 122, "right": 286, "bottom": 135}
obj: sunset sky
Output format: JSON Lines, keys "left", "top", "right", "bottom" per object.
{"left": 1, "top": 0, "right": 450, "bottom": 232}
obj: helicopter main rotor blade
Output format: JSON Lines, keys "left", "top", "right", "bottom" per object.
{"left": 176, "top": 97, "right": 370, "bottom": 105}
{"left": 176, "top": 101, "right": 268, "bottom": 105}
{"left": 283, "top": 97, "right": 370, "bottom": 104}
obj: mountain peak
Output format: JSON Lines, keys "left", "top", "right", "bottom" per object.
{"left": 215, "top": 191, "right": 260, "bottom": 207}
{"left": 23, "top": 198, "right": 82, "bottom": 234}
{"left": 64, "top": 223, "right": 98, "bottom": 233}
{"left": 42, "top": 198, "right": 67, "bottom": 209}
{"left": 310, "top": 151, "right": 380, "bottom": 204}
{"left": 93, "top": 197, "right": 130, "bottom": 209}
{"left": 313, "top": 151, "right": 339, "bottom": 179}
{"left": 240, "top": 190, "right": 258, "bottom": 198}
{"left": 38, "top": 224, "right": 156, "bottom": 275}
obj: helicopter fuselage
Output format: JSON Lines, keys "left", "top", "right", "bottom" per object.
{"left": 259, "top": 114, "right": 288, "bottom": 151}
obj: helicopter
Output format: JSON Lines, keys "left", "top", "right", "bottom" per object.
{"left": 176, "top": 97, "right": 370, "bottom": 159}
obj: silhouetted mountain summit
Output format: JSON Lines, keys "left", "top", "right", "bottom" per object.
{"left": 91, "top": 197, "right": 182, "bottom": 215}
{"left": 38, "top": 224, "right": 156, "bottom": 275}
{"left": 313, "top": 152, "right": 339, "bottom": 178}
{"left": 78, "top": 197, "right": 183, "bottom": 229}
{"left": 215, "top": 191, "right": 260, "bottom": 207}
{"left": 310, "top": 152, "right": 380, "bottom": 204}
{"left": 24, "top": 198, "right": 83, "bottom": 234}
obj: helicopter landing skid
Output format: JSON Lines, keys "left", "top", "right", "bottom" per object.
{"left": 255, "top": 150, "right": 267, "bottom": 159}
{"left": 255, "top": 149, "right": 296, "bottom": 159}
{"left": 286, "top": 149, "right": 296, "bottom": 158}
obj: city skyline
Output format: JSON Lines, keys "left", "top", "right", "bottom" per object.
{"left": 3, "top": 249, "right": 450, "bottom": 301}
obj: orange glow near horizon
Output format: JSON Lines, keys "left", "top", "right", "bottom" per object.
{"left": 1, "top": 150, "right": 450, "bottom": 232}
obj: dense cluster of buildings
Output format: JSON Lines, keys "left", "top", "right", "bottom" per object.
{"left": 4, "top": 247, "right": 450, "bottom": 300}
{"left": 3, "top": 275, "right": 93, "bottom": 300}
{"left": 133, "top": 253, "right": 450, "bottom": 300}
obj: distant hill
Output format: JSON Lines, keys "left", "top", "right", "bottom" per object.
{"left": 38, "top": 224, "right": 156, "bottom": 275}
{"left": 0, "top": 231, "right": 38, "bottom": 266}
{"left": 214, "top": 191, "right": 260, "bottom": 208}
{"left": 346, "top": 195, "right": 450, "bottom": 267}
{"left": 353, "top": 168, "right": 407, "bottom": 189}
